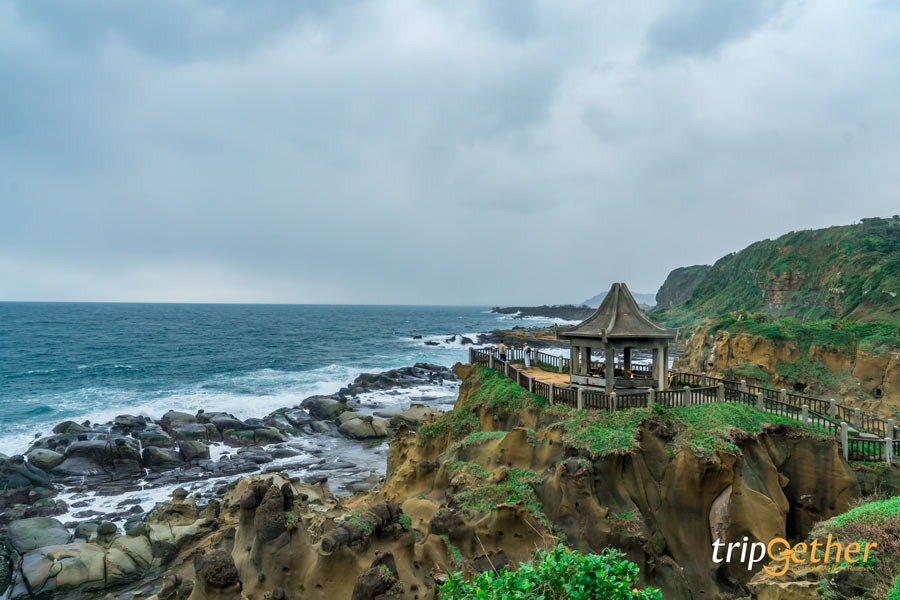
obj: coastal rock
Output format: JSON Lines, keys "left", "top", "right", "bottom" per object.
{"left": 178, "top": 441, "right": 211, "bottom": 463}
{"left": 1, "top": 455, "right": 54, "bottom": 508}
{"left": 8, "top": 517, "right": 71, "bottom": 553}
{"left": 301, "top": 395, "right": 349, "bottom": 420}
{"left": 53, "top": 437, "right": 142, "bottom": 478}
{"left": 338, "top": 416, "right": 390, "bottom": 439}
{"left": 137, "top": 425, "right": 175, "bottom": 448}
{"left": 193, "top": 550, "right": 242, "bottom": 598}
{"left": 142, "top": 447, "right": 185, "bottom": 471}
{"left": 336, "top": 363, "right": 456, "bottom": 397}
{"left": 25, "top": 448, "right": 64, "bottom": 471}
{"left": 53, "top": 421, "right": 91, "bottom": 434}
{"left": 374, "top": 403, "right": 440, "bottom": 428}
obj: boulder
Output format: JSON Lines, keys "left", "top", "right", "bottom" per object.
{"left": 142, "top": 447, "right": 185, "bottom": 472}
{"left": 209, "top": 413, "right": 249, "bottom": 432}
{"left": 310, "top": 421, "right": 334, "bottom": 434}
{"left": 53, "top": 437, "right": 141, "bottom": 477}
{"left": 375, "top": 404, "right": 440, "bottom": 428}
{"left": 8, "top": 517, "right": 71, "bottom": 553}
{"left": 339, "top": 416, "right": 390, "bottom": 439}
{"left": 192, "top": 550, "right": 242, "bottom": 598}
{"left": 25, "top": 448, "right": 64, "bottom": 471}
{"left": 301, "top": 395, "right": 349, "bottom": 420}
{"left": 253, "top": 427, "right": 285, "bottom": 445}
{"left": 136, "top": 425, "right": 174, "bottom": 448}
{"left": 223, "top": 429, "right": 257, "bottom": 447}
{"left": 167, "top": 422, "right": 219, "bottom": 442}
{"left": 337, "top": 411, "right": 365, "bottom": 425}
{"left": 1, "top": 455, "right": 54, "bottom": 508}
{"left": 160, "top": 410, "right": 197, "bottom": 430}
{"left": 52, "top": 421, "right": 90, "bottom": 434}
{"left": 178, "top": 441, "right": 210, "bottom": 463}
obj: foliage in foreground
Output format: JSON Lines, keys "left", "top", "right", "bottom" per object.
{"left": 438, "top": 545, "right": 661, "bottom": 600}
{"left": 811, "top": 495, "right": 900, "bottom": 598}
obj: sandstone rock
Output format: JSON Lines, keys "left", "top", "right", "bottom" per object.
{"left": 8, "top": 517, "right": 70, "bottom": 553}
{"left": 193, "top": 550, "right": 242, "bottom": 598}
{"left": 19, "top": 542, "right": 107, "bottom": 596}
{"left": 339, "top": 416, "right": 390, "bottom": 439}
{"left": 25, "top": 448, "right": 64, "bottom": 471}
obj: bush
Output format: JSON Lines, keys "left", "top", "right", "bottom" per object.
{"left": 438, "top": 544, "right": 661, "bottom": 600}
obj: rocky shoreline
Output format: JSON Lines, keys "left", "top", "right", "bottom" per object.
{"left": 0, "top": 363, "right": 458, "bottom": 598}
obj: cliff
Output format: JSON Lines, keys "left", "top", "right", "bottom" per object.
{"left": 652, "top": 216, "right": 900, "bottom": 326}
{"left": 675, "top": 315, "right": 900, "bottom": 417}
{"left": 655, "top": 265, "right": 712, "bottom": 309}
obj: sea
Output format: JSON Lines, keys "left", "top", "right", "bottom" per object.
{"left": 0, "top": 303, "right": 570, "bottom": 457}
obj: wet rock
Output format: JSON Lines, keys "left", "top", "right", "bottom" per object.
{"left": 209, "top": 413, "right": 248, "bottom": 432}
{"left": 223, "top": 429, "right": 257, "bottom": 447}
{"left": 142, "top": 447, "right": 185, "bottom": 471}
{"left": 310, "top": 421, "right": 334, "bottom": 434}
{"left": 178, "top": 440, "right": 211, "bottom": 463}
{"left": 336, "top": 363, "right": 456, "bottom": 397}
{"left": 339, "top": 416, "right": 390, "bottom": 439}
{"left": 136, "top": 425, "right": 174, "bottom": 448}
{"left": 53, "top": 421, "right": 91, "bottom": 434}
{"left": 25, "top": 448, "right": 64, "bottom": 471}
{"left": 8, "top": 517, "right": 71, "bottom": 553}
{"left": 253, "top": 427, "right": 285, "bottom": 445}
{"left": 374, "top": 403, "right": 441, "bottom": 428}
{"left": 301, "top": 395, "right": 350, "bottom": 420}
{"left": 1, "top": 454, "right": 54, "bottom": 508}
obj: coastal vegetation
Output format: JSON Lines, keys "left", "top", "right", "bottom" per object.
{"left": 438, "top": 545, "right": 662, "bottom": 600}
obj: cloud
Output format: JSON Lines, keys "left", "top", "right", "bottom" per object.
{"left": 1, "top": 0, "right": 899, "bottom": 304}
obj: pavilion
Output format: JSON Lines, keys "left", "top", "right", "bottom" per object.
{"left": 556, "top": 282, "right": 676, "bottom": 392}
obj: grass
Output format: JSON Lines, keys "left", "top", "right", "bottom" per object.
{"left": 811, "top": 495, "right": 900, "bottom": 598}
{"left": 440, "top": 534, "right": 464, "bottom": 567}
{"left": 558, "top": 402, "right": 826, "bottom": 458}
{"left": 419, "top": 367, "right": 549, "bottom": 442}
{"left": 731, "top": 362, "right": 771, "bottom": 383}
{"left": 450, "top": 464, "right": 550, "bottom": 528}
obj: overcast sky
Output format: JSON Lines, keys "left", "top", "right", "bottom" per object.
{"left": 1, "top": 1, "right": 898, "bottom": 305}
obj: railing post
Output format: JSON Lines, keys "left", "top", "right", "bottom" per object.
{"left": 801, "top": 404, "right": 809, "bottom": 426}
{"left": 528, "top": 376, "right": 534, "bottom": 393}
{"left": 648, "top": 388, "right": 655, "bottom": 408}
{"left": 889, "top": 418, "right": 896, "bottom": 440}
{"left": 577, "top": 388, "right": 584, "bottom": 410}
{"left": 489, "top": 353, "right": 494, "bottom": 369}
{"left": 609, "top": 391, "right": 617, "bottom": 412}
{"left": 682, "top": 385, "right": 691, "bottom": 407}
{"left": 740, "top": 380, "right": 747, "bottom": 394}
{"left": 504, "top": 361, "right": 509, "bottom": 377}
{"left": 700, "top": 374, "right": 707, "bottom": 386}
{"left": 468, "top": 347, "right": 475, "bottom": 364}
{"left": 853, "top": 408, "right": 861, "bottom": 429}
{"left": 756, "top": 391, "right": 764, "bottom": 412}
{"left": 840, "top": 422, "right": 849, "bottom": 462}
{"left": 549, "top": 383, "right": 555, "bottom": 406}
{"left": 716, "top": 383, "right": 725, "bottom": 403}
{"left": 885, "top": 438, "right": 893, "bottom": 465}
{"left": 779, "top": 388, "right": 787, "bottom": 403}
{"left": 829, "top": 399, "right": 837, "bottom": 419}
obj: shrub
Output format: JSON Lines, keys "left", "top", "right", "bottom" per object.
{"left": 438, "top": 544, "right": 661, "bottom": 600}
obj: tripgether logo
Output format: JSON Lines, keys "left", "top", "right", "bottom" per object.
{"left": 712, "top": 535, "right": 878, "bottom": 576}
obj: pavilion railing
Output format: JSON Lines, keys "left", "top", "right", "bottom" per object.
{"left": 467, "top": 348, "right": 896, "bottom": 464}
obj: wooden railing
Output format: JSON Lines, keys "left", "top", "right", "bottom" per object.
{"left": 468, "top": 348, "right": 896, "bottom": 464}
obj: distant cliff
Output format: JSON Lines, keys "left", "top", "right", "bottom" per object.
{"left": 653, "top": 216, "right": 900, "bottom": 325}
{"left": 655, "top": 265, "right": 711, "bottom": 308}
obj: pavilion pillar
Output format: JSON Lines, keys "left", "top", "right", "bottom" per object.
{"left": 663, "top": 344, "right": 670, "bottom": 388}
{"left": 583, "top": 347, "right": 591, "bottom": 375}
{"left": 652, "top": 346, "right": 660, "bottom": 391}
{"left": 569, "top": 346, "right": 577, "bottom": 375}
{"left": 605, "top": 343, "right": 616, "bottom": 394}
{"left": 624, "top": 347, "right": 632, "bottom": 374}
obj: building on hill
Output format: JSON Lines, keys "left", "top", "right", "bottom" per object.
{"left": 557, "top": 283, "right": 676, "bottom": 392}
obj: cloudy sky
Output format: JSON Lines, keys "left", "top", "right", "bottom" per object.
{"left": 1, "top": 1, "right": 898, "bottom": 305}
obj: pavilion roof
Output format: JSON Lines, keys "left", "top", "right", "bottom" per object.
{"left": 557, "top": 283, "right": 676, "bottom": 342}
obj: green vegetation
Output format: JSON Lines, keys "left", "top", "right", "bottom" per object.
{"left": 811, "top": 495, "right": 900, "bottom": 598}
{"left": 652, "top": 217, "right": 900, "bottom": 325}
{"left": 731, "top": 362, "right": 771, "bottom": 383}
{"left": 889, "top": 575, "right": 900, "bottom": 600}
{"left": 452, "top": 464, "right": 550, "bottom": 528}
{"left": 450, "top": 431, "right": 506, "bottom": 451}
{"left": 419, "top": 367, "right": 549, "bottom": 442}
{"left": 440, "top": 534, "right": 464, "bottom": 567}
{"left": 438, "top": 544, "right": 662, "bottom": 600}
{"left": 558, "top": 402, "right": 824, "bottom": 458}
{"left": 398, "top": 513, "right": 412, "bottom": 531}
